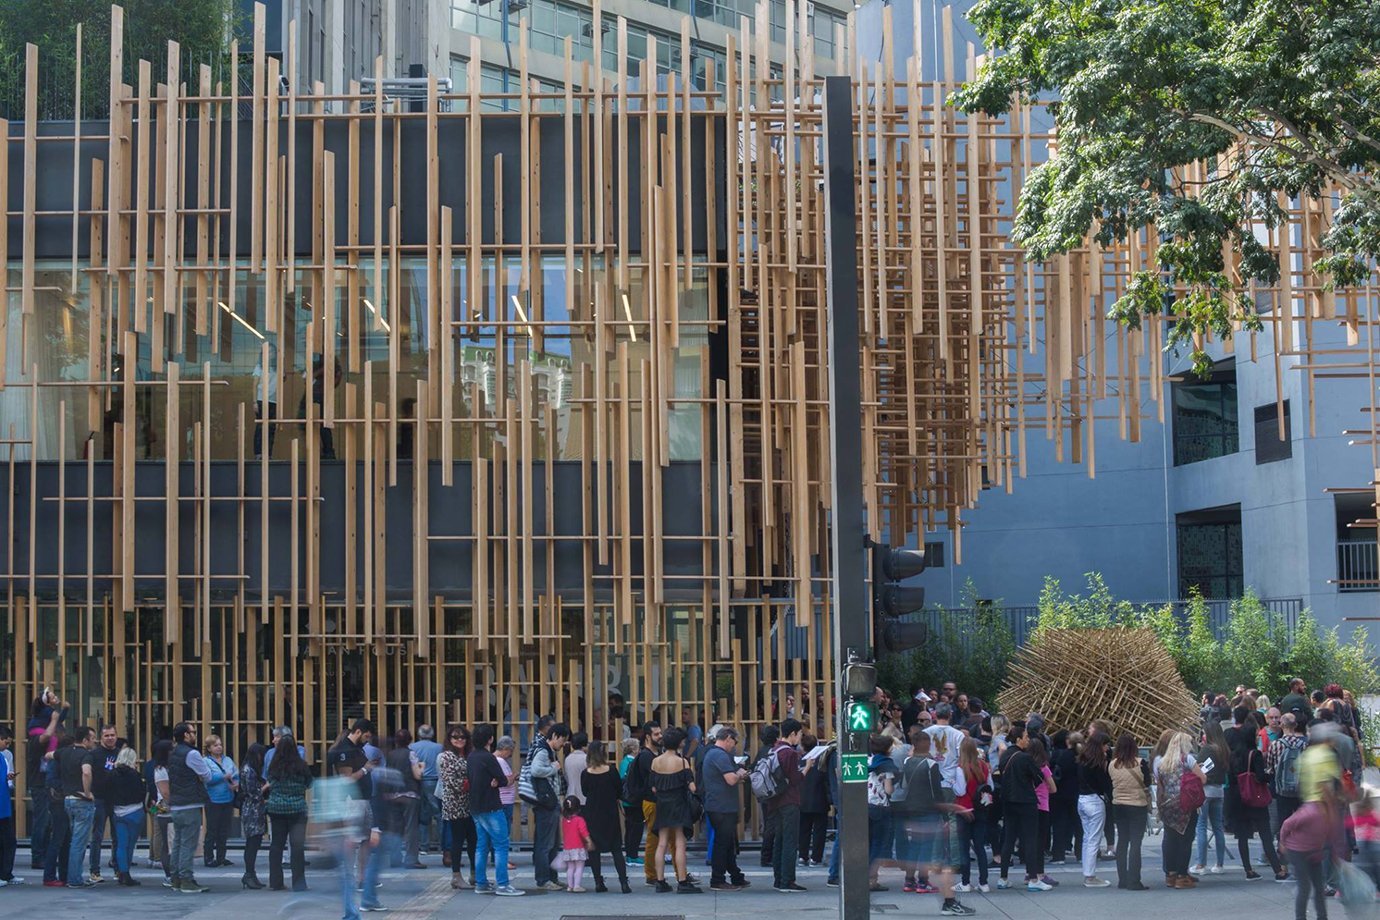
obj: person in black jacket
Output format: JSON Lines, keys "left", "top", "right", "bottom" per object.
{"left": 107, "top": 747, "right": 147, "bottom": 887}
{"left": 1048, "top": 731, "right": 1080, "bottom": 865}
{"left": 798, "top": 733, "right": 830, "bottom": 866}
{"left": 1230, "top": 712, "right": 1287, "bottom": 880}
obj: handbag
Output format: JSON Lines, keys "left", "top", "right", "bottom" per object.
{"left": 1236, "top": 750, "right": 1272, "bottom": 808}
{"left": 687, "top": 788, "right": 704, "bottom": 823}
{"left": 1178, "top": 756, "right": 1206, "bottom": 813}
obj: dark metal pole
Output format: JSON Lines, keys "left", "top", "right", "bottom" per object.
{"left": 822, "top": 73, "right": 869, "bottom": 920}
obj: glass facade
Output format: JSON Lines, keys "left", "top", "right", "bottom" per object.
{"left": 1172, "top": 377, "right": 1239, "bottom": 465}
{"left": 4, "top": 260, "right": 712, "bottom": 464}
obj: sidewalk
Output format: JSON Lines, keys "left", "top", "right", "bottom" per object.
{"left": 0, "top": 837, "right": 1305, "bottom": 919}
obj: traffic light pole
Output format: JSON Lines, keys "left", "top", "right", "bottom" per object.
{"left": 822, "top": 74, "right": 870, "bottom": 920}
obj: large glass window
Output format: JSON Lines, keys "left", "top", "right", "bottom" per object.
{"left": 1177, "top": 506, "right": 1243, "bottom": 598}
{"left": 1172, "top": 371, "right": 1238, "bottom": 465}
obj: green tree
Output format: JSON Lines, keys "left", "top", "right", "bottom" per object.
{"left": 1178, "top": 590, "right": 1226, "bottom": 696}
{"left": 1220, "top": 592, "right": 1290, "bottom": 697}
{"left": 0, "top": 0, "right": 238, "bottom": 120}
{"left": 954, "top": 0, "right": 1380, "bottom": 376}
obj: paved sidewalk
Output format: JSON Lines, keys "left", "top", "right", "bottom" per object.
{"left": 0, "top": 840, "right": 1306, "bottom": 919}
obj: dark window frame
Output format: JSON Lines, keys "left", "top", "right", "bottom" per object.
{"left": 1253, "top": 400, "right": 1292, "bottom": 464}
{"left": 1171, "top": 366, "right": 1239, "bottom": 466}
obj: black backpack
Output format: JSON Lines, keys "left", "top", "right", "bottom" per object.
{"left": 892, "top": 755, "right": 947, "bottom": 815}
{"left": 622, "top": 751, "right": 648, "bottom": 803}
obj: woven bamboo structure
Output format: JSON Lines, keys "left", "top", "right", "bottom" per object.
{"left": 997, "top": 628, "right": 1201, "bottom": 744}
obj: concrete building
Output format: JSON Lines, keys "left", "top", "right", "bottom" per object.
{"left": 856, "top": 0, "right": 1380, "bottom": 628}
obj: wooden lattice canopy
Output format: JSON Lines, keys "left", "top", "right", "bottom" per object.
{"left": 997, "top": 628, "right": 1201, "bottom": 745}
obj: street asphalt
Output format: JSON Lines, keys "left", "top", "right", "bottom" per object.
{"left": 0, "top": 835, "right": 1319, "bottom": 919}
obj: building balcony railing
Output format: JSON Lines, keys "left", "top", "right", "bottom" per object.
{"left": 1337, "top": 540, "right": 1380, "bottom": 593}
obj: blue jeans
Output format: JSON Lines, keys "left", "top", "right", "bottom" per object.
{"left": 532, "top": 805, "right": 559, "bottom": 885}
{"left": 335, "top": 835, "right": 362, "bottom": 920}
{"left": 65, "top": 798, "right": 96, "bottom": 885}
{"left": 90, "top": 799, "right": 112, "bottom": 874}
{"left": 112, "top": 809, "right": 143, "bottom": 873}
{"left": 362, "top": 830, "right": 400, "bottom": 907}
{"left": 474, "top": 809, "right": 511, "bottom": 889}
{"left": 828, "top": 827, "right": 841, "bottom": 881}
{"left": 1195, "top": 797, "right": 1226, "bottom": 867}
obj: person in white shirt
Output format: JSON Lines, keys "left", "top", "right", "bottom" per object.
{"left": 923, "top": 703, "right": 969, "bottom": 792}
{"left": 564, "top": 732, "right": 590, "bottom": 804}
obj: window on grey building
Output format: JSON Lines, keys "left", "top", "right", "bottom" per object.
{"left": 923, "top": 541, "right": 945, "bottom": 568}
{"left": 1253, "top": 400, "right": 1292, "bottom": 464}
{"left": 1176, "top": 505, "right": 1243, "bottom": 598}
{"left": 1171, "top": 366, "right": 1238, "bottom": 466}
{"left": 1335, "top": 493, "right": 1379, "bottom": 592}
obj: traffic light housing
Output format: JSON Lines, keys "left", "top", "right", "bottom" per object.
{"left": 870, "top": 539, "right": 928, "bottom": 655}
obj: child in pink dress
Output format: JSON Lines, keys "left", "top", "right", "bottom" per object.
{"left": 560, "top": 796, "right": 594, "bottom": 892}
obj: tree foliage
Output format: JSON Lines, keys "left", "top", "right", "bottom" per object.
{"left": 0, "top": 0, "right": 238, "bottom": 120}
{"left": 954, "top": 0, "right": 1380, "bottom": 375}
{"left": 1031, "top": 575, "right": 1380, "bottom": 698}
{"left": 880, "top": 581, "right": 1016, "bottom": 705}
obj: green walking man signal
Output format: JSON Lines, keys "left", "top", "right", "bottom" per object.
{"left": 847, "top": 701, "right": 875, "bottom": 733}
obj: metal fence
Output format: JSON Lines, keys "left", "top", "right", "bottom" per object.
{"left": 1338, "top": 540, "right": 1380, "bottom": 593}
{"left": 775, "top": 596, "right": 1304, "bottom": 660}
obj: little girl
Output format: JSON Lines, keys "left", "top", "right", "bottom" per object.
{"left": 560, "top": 796, "right": 594, "bottom": 892}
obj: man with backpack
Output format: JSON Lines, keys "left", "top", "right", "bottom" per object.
{"left": 754, "top": 725, "right": 781, "bottom": 867}
{"left": 1268, "top": 713, "right": 1308, "bottom": 840}
{"left": 894, "top": 731, "right": 977, "bottom": 915}
{"left": 764, "top": 718, "right": 806, "bottom": 892}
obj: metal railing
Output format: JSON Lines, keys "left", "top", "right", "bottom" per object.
{"left": 1338, "top": 540, "right": 1380, "bottom": 593}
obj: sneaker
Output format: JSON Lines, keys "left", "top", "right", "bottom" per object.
{"left": 0, "top": 879, "right": 8, "bottom": 888}
{"left": 1046, "top": 859, "right": 1066, "bottom": 866}
{"left": 570, "top": 886, "right": 588, "bottom": 893}
{"left": 903, "top": 880, "right": 918, "bottom": 893}
{"left": 67, "top": 880, "right": 97, "bottom": 889}
{"left": 655, "top": 880, "right": 674, "bottom": 893}
{"left": 539, "top": 880, "right": 563, "bottom": 891}
{"left": 953, "top": 883, "right": 973, "bottom": 892}
{"left": 1209, "top": 866, "right": 1224, "bottom": 875}
{"left": 978, "top": 883, "right": 991, "bottom": 893}
{"left": 1245, "top": 870, "right": 1262, "bottom": 880}
{"left": 941, "top": 899, "right": 978, "bottom": 916}
{"left": 161, "top": 877, "right": 175, "bottom": 888}
{"left": 178, "top": 878, "right": 210, "bottom": 893}
{"left": 7, "top": 877, "right": 24, "bottom": 885}
{"left": 915, "top": 881, "right": 940, "bottom": 894}
{"left": 473, "top": 883, "right": 496, "bottom": 895}
{"left": 1084, "top": 877, "right": 1111, "bottom": 888}
{"left": 826, "top": 878, "right": 840, "bottom": 888}
{"left": 627, "top": 857, "right": 645, "bottom": 866}
{"left": 709, "top": 881, "right": 742, "bottom": 891}
{"left": 1188, "top": 865, "right": 1206, "bottom": 876}
{"left": 43, "top": 880, "right": 65, "bottom": 888}
{"left": 996, "top": 879, "right": 1010, "bottom": 890}
{"left": 493, "top": 885, "right": 526, "bottom": 897}
{"left": 359, "top": 905, "right": 390, "bottom": 913}
{"left": 676, "top": 880, "right": 702, "bottom": 893}
{"left": 1039, "top": 875, "right": 1060, "bottom": 887}
{"left": 89, "top": 872, "right": 106, "bottom": 883}
{"left": 775, "top": 883, "right": 807, "bottom": 892}
{"left": 1026, "top": 879, "right": 1053, "bottom": 891}
{"left": 869, "top": 881, "right": 889, "bottom": 891}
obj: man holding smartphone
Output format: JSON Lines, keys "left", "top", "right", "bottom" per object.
{"left": 702, "top": 727, "right": 751, "bottom": 891}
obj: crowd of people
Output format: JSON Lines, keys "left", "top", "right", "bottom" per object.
{"left": 1, "top": 677, "right": 1371, "bottom": 919}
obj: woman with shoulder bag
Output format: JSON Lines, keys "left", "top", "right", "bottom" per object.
{"left": 953, "top": 738, "right": 991, "bottom": 893}
{"left": 203, "top": 735, "right": 239, "bottom": 868}
{"left": 1108, "top": 733, "right": 1150, "bottom": 890}
{"left": 1231, "top": 716, "right": 1287, "bottom": 881}
{"left": 1153, "top": 731, "right": 1206, "bottom": 889}
{"left": 437, "top": 726, "right": 477, "bottom": 890}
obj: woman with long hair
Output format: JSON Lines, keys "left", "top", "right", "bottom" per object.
{"left": 1191, "top": 719, "right": 1229, "bottom": 875}
{"left": 438, "top": 725, "right": 477, "bottom": 890}
{"left": 238, "top": 742, "right": 269, "bottom": 889}
{"left": 1076, "top": 731, "right": 1112, "bottom": 887}
{"left": 1048, "top": 730, "right": 1081, "bottom": 866}
{"left": 1028, "top": 737, "right": 1057, "bottom": 887}
{"left": 953, "top": 737, "right": 991, "bottom": 893}
{"left": 1230, "top": 712, "right": 1287, "bottom": 880}
{"left": 148, "top": 738, "right": 173, "bottom": 883}
{"left": 1154, "top": 731, "right": 1206, "bottom": 889}
{"left": 1108, "top": 733, "right": 1149, "bottom": 889}
{"left": 265, "top": 735, "right": 313, "bottom": 892}
{"left": 649, "top": 726, "right": 700, "bottom": 893}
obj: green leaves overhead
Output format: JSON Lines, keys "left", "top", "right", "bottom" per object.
{"left": 954, "top": 0, "right": 1380, "bottom": 373}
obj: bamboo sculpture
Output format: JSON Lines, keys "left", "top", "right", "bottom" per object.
{"left": 997, "top": 628, "right": 1202, "bottom": 744}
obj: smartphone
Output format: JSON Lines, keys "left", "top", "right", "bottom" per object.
{"left": 734, "top": 756, "right": 748, "bottom": 765}
{"left": 1199, "top": 757, "right": 1214, "bottom": 774}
